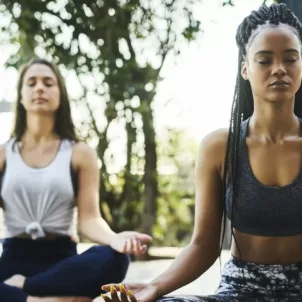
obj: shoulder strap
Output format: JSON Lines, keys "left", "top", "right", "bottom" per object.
{"left": 1, "top": 138, "right": 16, "bottom": 173}
{"left": 59, "top": 140, "right": 78, "bottom": 197}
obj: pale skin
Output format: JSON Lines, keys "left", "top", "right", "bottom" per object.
{"left": 97, "top": 24, "right": 302, "bottom": 302}
{"left": 0, "top": 63, "right": 152, "bottom": 301}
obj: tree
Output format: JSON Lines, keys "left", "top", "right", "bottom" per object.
{"left": 223, "top": 0, "right": 277, "bottom": 5}
{"left": 0, "top": 0, "right": 201, "bottom": 240}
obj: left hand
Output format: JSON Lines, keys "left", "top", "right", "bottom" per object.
{"left": 109, "top": 232, "right": 152, "bottom": 255}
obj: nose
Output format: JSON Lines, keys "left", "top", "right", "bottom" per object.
{"left": 272, "top": 62, "right": 287, "bottom": 77}
{"left": 34, "top": 80, "right": 45, "bottom": 93}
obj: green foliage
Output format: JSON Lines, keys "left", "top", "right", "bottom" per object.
{"left": 223, "top": 0, "right": 278, "bottom": 5}
{"left": 154, "top": 129, "right": 198, "bottom": 246}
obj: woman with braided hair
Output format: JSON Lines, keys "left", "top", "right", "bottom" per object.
{"left": 100, "top": 3, "right": 302, "bottom": 302}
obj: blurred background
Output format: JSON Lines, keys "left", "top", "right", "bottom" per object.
{"left": 0, "top": 0, "right": 291, "bottom": 254}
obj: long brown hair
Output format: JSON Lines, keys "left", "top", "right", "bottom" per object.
{"left": 12, "top": 58, "right": 79, "bottom": 142}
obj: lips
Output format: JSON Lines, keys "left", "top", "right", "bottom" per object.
{"left": 269, "top": 80, "right": 289, "bottom": 87}
{"left": 33, "top": 97, "right": 48, "bottom": 103}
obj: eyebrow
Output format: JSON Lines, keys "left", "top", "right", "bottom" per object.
{"left": 26, "top": 76, "right": 55, "bottom": 81}
{"left": 255, "top": 48, "right": 300, "bottom": 55}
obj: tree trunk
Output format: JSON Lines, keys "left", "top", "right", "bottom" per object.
{"left": 141, "top": 101, "right": 158, "bottom": 236}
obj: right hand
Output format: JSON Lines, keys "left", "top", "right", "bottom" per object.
{"left": 101, "top": 283, "right": 159, "bottom": 302}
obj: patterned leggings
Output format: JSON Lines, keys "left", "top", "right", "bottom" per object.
{"left": 157, "top": 256, "right": 302, "bottom": 302}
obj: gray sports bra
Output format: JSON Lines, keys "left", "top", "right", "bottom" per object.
{"left": 226, "top": 118, "right": 302, "bottom": 237}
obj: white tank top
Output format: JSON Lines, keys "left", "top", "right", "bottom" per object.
{"left": 0, "top": 138, "right": 77, "bottom": 239}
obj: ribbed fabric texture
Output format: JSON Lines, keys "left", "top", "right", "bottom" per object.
{"left": 226, "top": 118, "right": 302, "bottom": 236}
{"left": 0, "top": 138, "right": 77, "bottom": 239}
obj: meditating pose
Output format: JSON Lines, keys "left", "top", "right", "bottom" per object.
{"left": 102, "top": 3, "right": 302, "bottom": 301}
{"left": 0, "top": 58, "right": 152, "bottom": 302}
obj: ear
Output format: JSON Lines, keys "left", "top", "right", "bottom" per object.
{"left": 241, "top": 61, "right": 248, "bottom": 80}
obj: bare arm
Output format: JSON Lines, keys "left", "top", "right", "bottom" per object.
{"left": 150, "top": 129, "right": 228, "bottom": 298}
{"left": 72, "top": 142, "right": 116, "bottom": 245}
{"left": 73, "top": 143, "right": 152, "bottom": 254}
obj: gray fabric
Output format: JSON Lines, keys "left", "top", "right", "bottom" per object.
{"left": 0, "top": 138, "right": 77, "bottom": 239}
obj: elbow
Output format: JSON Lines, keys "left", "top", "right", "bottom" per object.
{"left": 190, "top": 237, "right": 221, "bottom": 264}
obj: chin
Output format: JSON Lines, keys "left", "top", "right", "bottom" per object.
{"left": 266, "top": 92, "right": 294, "bottom": 104}
{"left": 30, "top": 108, "right": 55, "bottom": 114}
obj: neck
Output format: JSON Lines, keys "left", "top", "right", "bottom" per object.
{"left": 23, "top": 114, "right": 57, "bottom": 142}
{"left": 250, "top": 99, "right": 299, "bottom": 143}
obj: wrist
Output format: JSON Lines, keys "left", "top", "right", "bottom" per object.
{"left": 108, "top": 232, "right": 117, "bottom": 246}
{"left": 150, "top": 281, "right": 163, "bottom": 299}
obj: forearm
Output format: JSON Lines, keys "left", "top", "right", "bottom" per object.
{"left": 79, "top": 217, "right": 116, "bottom": 245}
{"left": 150, "top": 242, "right": 219, "bottom": 298}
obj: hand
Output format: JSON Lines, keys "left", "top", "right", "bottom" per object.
{"left": 101, "top": 283, "right": 158, "bottom": 302}
{"left": 109, "top": 232, "right": 152, "bottom": 255}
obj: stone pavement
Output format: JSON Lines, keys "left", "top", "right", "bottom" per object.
{"left": 77, "top": 244, "right": 230, "bottom": 296}
{"left": 124, "top": 250, "right": 230, "bottom": 296}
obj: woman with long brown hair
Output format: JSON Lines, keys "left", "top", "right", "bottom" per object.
{"left": 0, "top": 58, "right": 152, "bottom": 302}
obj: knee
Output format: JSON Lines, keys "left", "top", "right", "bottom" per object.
{"left": 106, "top": 247, "right": 130, "bottom": 282}
{"left": 109, "top": 247, "right": 130, "bottom": 264}
{"left": 94, "top": 246, "right": 130, "bottom": 281}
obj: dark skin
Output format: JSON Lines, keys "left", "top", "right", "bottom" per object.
{"left": 97, "top": 24, "right": 302, "bottom": 302}
{"left": 236, "top": 24, "right": 302, "bottom": 264}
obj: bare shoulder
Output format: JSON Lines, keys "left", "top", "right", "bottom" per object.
{"left": 197, "top": 128, "right": 229, "bottom": 172}
{"left": 0, "top": 144, "right": 6, "bottom": 172}
{"left": 72, "top": 142, "right": 97, "bottom": 168}
{"left": 200, "top": 128, "right": 229, "bottom": 149}
{"left": 199, "top": 128, "right": 229, "bottom": 157}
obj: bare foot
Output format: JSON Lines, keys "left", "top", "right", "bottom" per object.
{"left": 4, "top": 274, "right": 25, "bottom": 289}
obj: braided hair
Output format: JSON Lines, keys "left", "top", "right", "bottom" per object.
{"left": 220, "top": 3, "right": 302, "bottom": 254}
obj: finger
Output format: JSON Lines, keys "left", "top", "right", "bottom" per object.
{"left": 127, "top": 290, "right": 138, "bottom": 302}
{"left": 101, "top": 284, "right": 119, "bottom": 292}
{"left": 125, "top": 239, "right": 133, "bottom": 254}
{"left": 134, "top": 233, "right": 153, "bottom": 242}
{"left": 132, "top": 238, "right": 140, "bottom": 255}
{"left": 129, "top": 238, "right": 134, "bottom": 253}
{"left": 110, "top": 285, "right": 119, "bottom": 301}
{"left": 101, "top": 294, "right": 112, "bottom": 302}
{"left": 119, "top": 284, "right": 128, "bottom": 301}
{"left": 139, "top": 244, "right": 147, "bottom": 255}
{"left": 123, "top": 240, "right": 129, "bottom": 253}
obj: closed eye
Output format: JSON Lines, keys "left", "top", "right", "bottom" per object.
{"left": 258, "top": 61, "right": 270, "bottom": 64}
